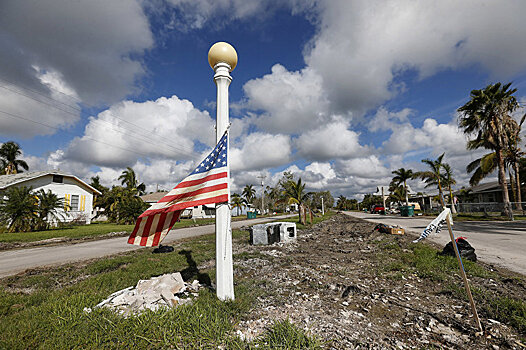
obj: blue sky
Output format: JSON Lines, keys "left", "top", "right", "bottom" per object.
{"left": 1, "top": 0, "right": 526, "bottom": 198}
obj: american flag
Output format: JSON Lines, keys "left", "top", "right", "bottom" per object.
{"left": 128, "top": 133, "right": 229, "bottom": 246}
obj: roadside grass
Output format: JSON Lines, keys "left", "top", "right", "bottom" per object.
{"left": 0, "top": 218, "right": 218, "bottom": 244}
{"left": 453, "top": 214, "right": 526, "bottom": 221}
{"left": 278, "top": 210, "right": 336, "bottom": 230}
{"left": 0, "top": 224, "right": 324, "bottom": 348}
{"left": 376, "top": 237, "right": 526, "bottom": 334}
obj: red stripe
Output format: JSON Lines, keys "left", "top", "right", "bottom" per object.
{"left": 140, "top": 194, "right": 229, "bottom": 218}
{"left": 175, "top": 172, "right": 227, "bottom": 189}
{"left": 158, "top": 183, "right": 227, "bottom": 203}
{"left": 151, "top": 212, "right": 167, "bottom": 247}
{"left": 127, "top": 217, "right": 142, "bottom": 244}
{"left": 140, "top": 215, "right": 155, "bottom": 246}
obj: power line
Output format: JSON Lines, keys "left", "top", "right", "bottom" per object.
{"left": 0, "top": 108, "right": 178, "bottom": 160}
{"left": 0, "top": 75, "right": 81, "bottom": 103}
{"left": 0, "top": 79, "right": 200, "bottom": 157}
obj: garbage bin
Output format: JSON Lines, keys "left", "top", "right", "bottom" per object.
{"left": 247, "top": 211, "right": 257, "bottom": 219}
{"left": 400, "top": 206, "right": 414, "bottom": 217}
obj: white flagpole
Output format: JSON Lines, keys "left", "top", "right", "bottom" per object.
{"left": 208, "top": 42, "right": 237, "bottom": 301}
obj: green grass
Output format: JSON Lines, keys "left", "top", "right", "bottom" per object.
{"left": 0, "top": 229, "right": 321, "bottom": 349}
{"left": 278, "top": 210, "right": 337, "bottom": 230}
{"left": 0, "top": 218, "right": 220, "bottom": 244}
{"left": 377, "top": 237, "right": 526, "bottom": 334}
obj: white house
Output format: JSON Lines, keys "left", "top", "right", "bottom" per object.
{"left": 0, "top": 171, "right": 101, "bottom": 224}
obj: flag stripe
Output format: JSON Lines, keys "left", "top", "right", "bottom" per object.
{"left": 162, "top": 176, "right": 227, "bottom": 198}
{"left": 141, "top": 189, "right": 229, "bottom": 216}
{"left": 140, "top": 215, "right": 155, "bottom": 246}
{"left": 174, "top": 171, "right": 227, "bottom": 190}
{"left": 151, "top": 213, "right": 167, "bottom": 247}
{"left": 158, "top": 183, "right": 227, "bottom": 205}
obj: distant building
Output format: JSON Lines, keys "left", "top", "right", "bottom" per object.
{"left": 455, "top": 181, "right": 517, "bottom": 203}
{"left": 140, "top": 192, "right": 216, "bottom": 219}
{"left": 0, "top": 171, "right": 101, "bottom": 224}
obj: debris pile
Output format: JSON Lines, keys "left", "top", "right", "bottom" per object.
{"left": 86, "top": 272, "right": 202, "bottom": 316}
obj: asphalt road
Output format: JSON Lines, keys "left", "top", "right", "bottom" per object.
{"left": 344, "top": 211, "right": 526, "bottom": 276}
{"left": 0, "top": 215, "right": 294, "bottom": 278}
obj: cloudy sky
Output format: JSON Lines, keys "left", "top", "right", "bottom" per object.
{"left": 1, "top": 0, "right": 526, "bottom": 199}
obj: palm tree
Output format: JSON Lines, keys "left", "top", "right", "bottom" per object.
{"left": 118, "top": 167, "right": 146, "bottom": 195}
{"left": 466, "top": 152, "right": 497, "bottom": 187}
{"left": 458, "top": 82, "right": 521, "bottom": 218}
{"left": 0, "top": 141, "right": 29, "bottom": 175}
{"left": 282, "top": 178, "right": 308, "bottom": 223}
{"left": 442, "top": 163, "right": 457, "bottom": 213}
{"left": 414, "top": 153, "right": 446, "bottom": 203}
{"left": 0, "top": 186, "right": 38, "bottom": 232}
{"left": 35, "top": 189, "right": 66, "bottom": 230}
{"left": 391, "top": 168, "right": 413, "bottom": 206}
{"left": 231, "top": 193, "right": 244, "bottom": 216}
{"left": 242, "top": 185, "right": 256, "bottom": 207}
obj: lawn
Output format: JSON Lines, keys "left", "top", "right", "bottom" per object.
{"left": 0, "top": 227, "right": 323, "bottom": 349}
{"left": 0, "top": 218, "right": 218, "bottom": 244}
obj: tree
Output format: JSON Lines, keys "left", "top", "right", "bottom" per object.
{"left": 242, "top": 185, "right": 256, "bottom": 206}
{"left": 118, "top": 167, "right": 146, "bottom": 196}
{"left": 391, "top": 168, "right": 413, "bottom": 206}
{"left": 231, "top": 193, "right": 244, "bottom": 216}
{"left": 35, "top": 189, "right": 67, "bottom": 230}
{"left": 282, "top": 178, "right": 308, "bottom": 223}
{"left": 0, "top": 186, "right": 38, "bottom": 232}
{"left": 458, "top": 82, "right": 521, "bottom": 218}
{"left": 414, "top": 153, "right": 446, "bottom": 202}
{"left": 0, "top": 141, "right": 29, "bottom": 175}
{"left": 442, "top": 163, "right": 457, "bottom": 213}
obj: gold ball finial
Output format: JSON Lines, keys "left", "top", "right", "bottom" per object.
{"left": 208, "top": 42, "right": 237, "bottom": 71}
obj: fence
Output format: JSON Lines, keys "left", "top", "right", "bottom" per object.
{"left": 455, "top": 202, "right": 526, "bottom": 217}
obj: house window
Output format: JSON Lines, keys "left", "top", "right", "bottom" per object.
{"left": 70, "top": 195, "right": 79, "bottom": 211}
{"left": 53, "top": 175, "right": 63, "bottom": 183}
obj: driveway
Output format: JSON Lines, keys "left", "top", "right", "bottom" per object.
{"left": 0, "top": 215, "right": 294, "bottom": 278}
{"left": 344, "top": 211, "right": 526, "bottom": 276}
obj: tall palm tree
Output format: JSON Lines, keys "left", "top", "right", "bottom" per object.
{"left": 442, "top": 163, "right": 457, "bottom": 213}
{"left": 0, "top": 141, "right": 29, "bottom": 175}
{"left": 282, "top": 178, "right": 308, "bottom": 223}
{"left": 458, "top": 82, "right": 520, "bottom": 218}
{"left": 118, "top": 167, "right": 146, "bottom": 195}
{"left": 242, "top": 185, "right": 256, "bottom": 206}
{"left": 414, "top": 153, "right": 446, "bottom": 203}
{"left": 391, "top": 168, "right": 413, "bottom": 206}
{"left": 466, "top": 152, "right": 497, "bottom": 187}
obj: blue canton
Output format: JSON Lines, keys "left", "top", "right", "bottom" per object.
{"left": 191, "top": 133, "right": 228, "bottom": 175}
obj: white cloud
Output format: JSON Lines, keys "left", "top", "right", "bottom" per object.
{"left": 230, "top": 132, "right": 292, "bottom": 172}
{"left": 295, "top": 119, "right": 367, "bottom": 160}
{"left": 304, "top": 0, "right": 526, "bottom": 114}
{"left": 243, "top": 65, "right": 329, "bottom": 134}
{"left": 334, "top": 156, "right": 390, "bottom": 179}
{"left": 55, "top": 95, "right": 214, "bottom": 168}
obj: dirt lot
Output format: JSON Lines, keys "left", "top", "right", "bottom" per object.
{"left": 233, "top": 213, "right": 526, "bottom": 349}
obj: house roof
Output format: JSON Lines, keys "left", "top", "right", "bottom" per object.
{"left": 140, "top": 191, "right": 168, "bottom": 203}
{"left": 0, "top": 171, "right": 101, "bottom": 195}
{"left": 455, "top": 181, "right": 508, "bottom": 194}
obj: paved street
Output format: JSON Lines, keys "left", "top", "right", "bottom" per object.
{"left": 344, "top": 211, "right": 526, "bottom": 276}
{"left": 0, "top": 215, "right": 293, "bottom": 278}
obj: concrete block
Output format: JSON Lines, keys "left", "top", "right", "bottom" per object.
{"left": 249, "top": 222, "right": 297, "bottom": 245}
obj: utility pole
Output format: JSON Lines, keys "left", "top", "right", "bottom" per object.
{"left": 208, "top": 42, "right": 237, "bottom": 301}
{"left": 257, "top": 175, "right": 266, "bottom": 214}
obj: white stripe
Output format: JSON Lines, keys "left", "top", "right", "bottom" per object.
{"left": 178, "top": 166, "right": 226, "bottom": 183}
{"left": 133, "top": 217, "right": 148, "bottom": 245}
{"left": 157, "top": 211, "right": 174, "bottom": 244}
{"left": 165, "top": 177, "right": 227, "bottom": 197}
{"left": 146, "top": 188, "right": 229, "bottom": 211}
{"left": 146, "top": 213, "right": 161, "bottom": 246}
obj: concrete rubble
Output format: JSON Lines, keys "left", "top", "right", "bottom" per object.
{"left": 250, "top": 222, "right": 297, "bottom": 245}
{"left": 84, "top": 272, "right": 202, "bottom": 317}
